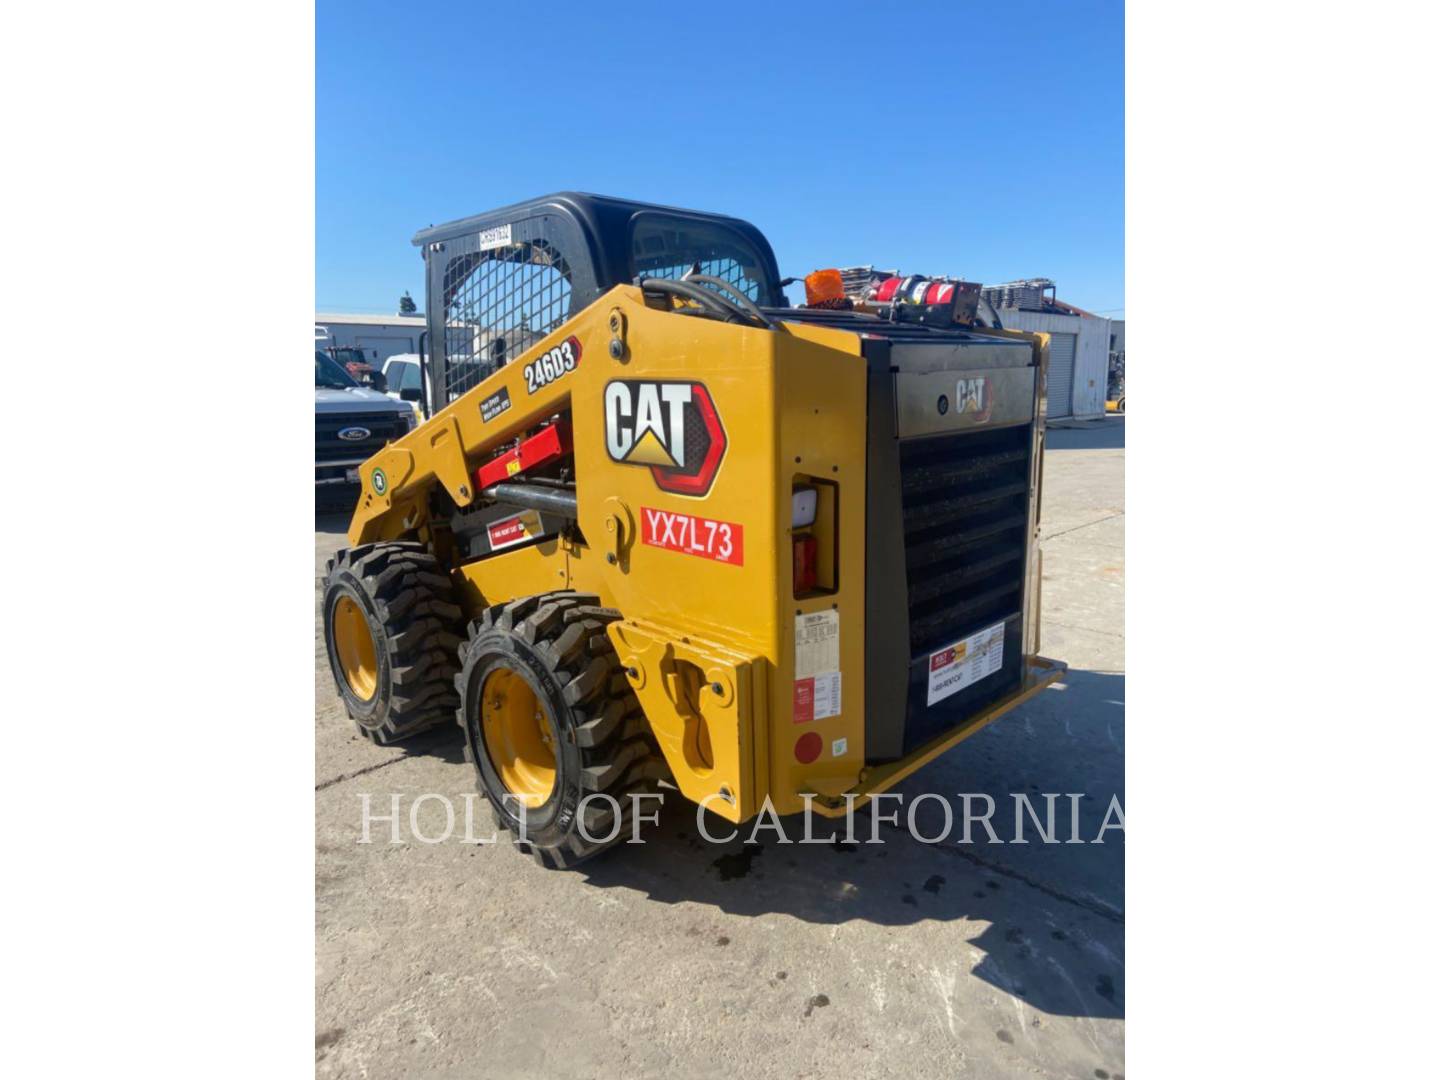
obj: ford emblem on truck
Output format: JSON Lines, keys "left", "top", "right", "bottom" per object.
{"left": 338, "top": 427, "right": 371, "bottom": 441}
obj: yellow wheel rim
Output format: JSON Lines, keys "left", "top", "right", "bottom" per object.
{"left": 481, "top": 668, "right": 556, "bottom": 809}
{"left": 332, "top": 595, "right": 378, "bottom": 701}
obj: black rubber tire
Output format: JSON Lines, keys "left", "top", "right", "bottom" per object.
{"left": 455, "top": 592, "right": 668, "bottom": 869}
{"left": 323, "top": 541, "right": 463, "bottom": 744}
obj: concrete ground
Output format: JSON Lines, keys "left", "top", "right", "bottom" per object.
{"left": 315, "top": 417, "right": 1125, "bottom": 1079}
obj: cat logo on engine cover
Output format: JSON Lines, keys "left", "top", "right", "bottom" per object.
{"left": 956, "top": 376, "right": 992, "bottom": 422}
{"left": 604, "top": 380, "right": 727, "bottom": 496}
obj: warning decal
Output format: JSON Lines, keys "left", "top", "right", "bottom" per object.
{"left": 793, "top": 672, "right": 841, "bottom": 724}
{"left": 793, "top": 678, "right": 813, "bottom": 723}
{"left": 794, "top": 611, "right": 841, "bottom": 723}
{"left": 487, "top": 510, "right": 542, "bottom": 552}
{"left": 926, "top": 621, "right": 1005, "bottom": 706}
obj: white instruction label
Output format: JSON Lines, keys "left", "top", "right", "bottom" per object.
{"left": 478, "top": 223, "right": 513, "bottom": 251}
{"left": 926, "top": 622, "right": 1005, "bottom": 706}
{"left": 795, "top": 610, "right": 840, "bottom": 679}
{"left": 812, "top": 671, "right": 841, "bottom": 720}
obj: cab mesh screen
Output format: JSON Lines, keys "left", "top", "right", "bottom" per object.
{"left": 630, "top": 219, "right": 764, "bottom": 301}
{"left": 440, "top": 240, "right": 573, "bottom": 400}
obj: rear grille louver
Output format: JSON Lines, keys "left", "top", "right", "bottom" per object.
{"left": 899, "top": 425, "right": 1032, "bottom": 654}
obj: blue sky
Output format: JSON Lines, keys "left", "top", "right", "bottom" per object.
{"left": 318, "top": 1, "right": 1123, "bottom": 317}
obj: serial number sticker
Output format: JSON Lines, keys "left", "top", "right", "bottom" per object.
{"left": 480, "top": 386, "right": 511, "bottom": 423}
{"left": 926, "top": 621, "right": 1005, "bottom": 706}
{"left": 795, "top": 610, "right": 839, "bottom": 679}
{"left": 640, "top": 507, "right": 742, "bottom": 565}
{"left": 487, "top": 509, "right": 542, "bottom": 552}
{"left": 478, "top": 223, "right": 513, "bottom": 251}
{"left": 523, "top": 335, "right": 581, "bottom": 394}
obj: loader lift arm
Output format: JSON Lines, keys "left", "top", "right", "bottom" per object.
{"left": 347, "top": 290, "right": 626, "bottom": 548}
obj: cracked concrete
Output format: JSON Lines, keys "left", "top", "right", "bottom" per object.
{"left": 314, "top": 417, "right": 1125, "bottom": 1078}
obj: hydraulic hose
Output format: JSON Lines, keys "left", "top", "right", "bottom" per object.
{"left": 636, "top": 277, "right": 767, "bottom": 329}
{"left": 680, "top": 272, "right": 774, "bottom": 328}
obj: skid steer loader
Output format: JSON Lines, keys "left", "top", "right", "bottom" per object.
{"left": 322, "top": 193, "right": 1065, "bottom": 867}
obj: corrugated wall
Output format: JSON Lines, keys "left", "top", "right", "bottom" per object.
{"left": 993, "top": 309, "right": 1110, "bottom": 419}
{"left": 314, "top": 318, "right": 422, "bottom": 365}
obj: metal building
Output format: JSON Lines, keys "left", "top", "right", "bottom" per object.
{"left": 980, "top": 280, "right": 1111, "bottom": 419}
{"left": 314, "top": 313, "right": 427, "bottom": 365}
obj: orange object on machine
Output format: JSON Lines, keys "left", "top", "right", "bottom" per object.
{"left": 477, "top": 421, "right": 572, "bottom": 490}
{"left": 803, "top": 268, "right": 846, "bottom": 307}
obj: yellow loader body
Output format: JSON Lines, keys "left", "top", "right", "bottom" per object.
{"left": 346, "top": 282, "right": 1061, "bottom": 824}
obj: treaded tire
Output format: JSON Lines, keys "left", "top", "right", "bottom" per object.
{"left": 323, "top": 541, "right": 462, "bottom": 744}
{"left": 455, "top": 591, "right": 668, "bottom": 869}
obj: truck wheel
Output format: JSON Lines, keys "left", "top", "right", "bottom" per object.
{"left": 455, "top": 592, "right": 667, "bottom": 869}
{"left": 323, "top": 542, "right": 462, "bottom": 744}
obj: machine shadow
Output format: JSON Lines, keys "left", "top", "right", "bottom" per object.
{"left": 1046, "top": 415, "right": 1124, "bottom": 451}
{"left": 578, "top": 668, "right": 1125, "bottom": 1020}
{"left": 315, "top": 507, "right": 354, "bottom": 535}
{"left": 390, "top": 726, "right": 470, "bottom": 766}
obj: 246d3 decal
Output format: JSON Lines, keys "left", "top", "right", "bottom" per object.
{"left": 603, "top": 380, "right": 727, "bottom": 496}
{"left": 523, "top": 335, "right": 581, "bottom": 394}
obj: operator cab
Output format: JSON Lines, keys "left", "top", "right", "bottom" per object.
{"left": 412, "top": 192, "right": 786, "bottom": 412}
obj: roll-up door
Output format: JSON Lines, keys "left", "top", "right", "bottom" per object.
{"left": 1047, "top": 332, "right": 1076, "bottom": 418}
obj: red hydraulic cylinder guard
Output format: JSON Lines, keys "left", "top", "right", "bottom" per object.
{"left": 477, "top": 421, "right": 572, "bottom": 489}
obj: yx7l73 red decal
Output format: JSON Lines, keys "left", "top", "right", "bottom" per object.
{"left": 640, "top": 507, "right": 743, "bottom": 566}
